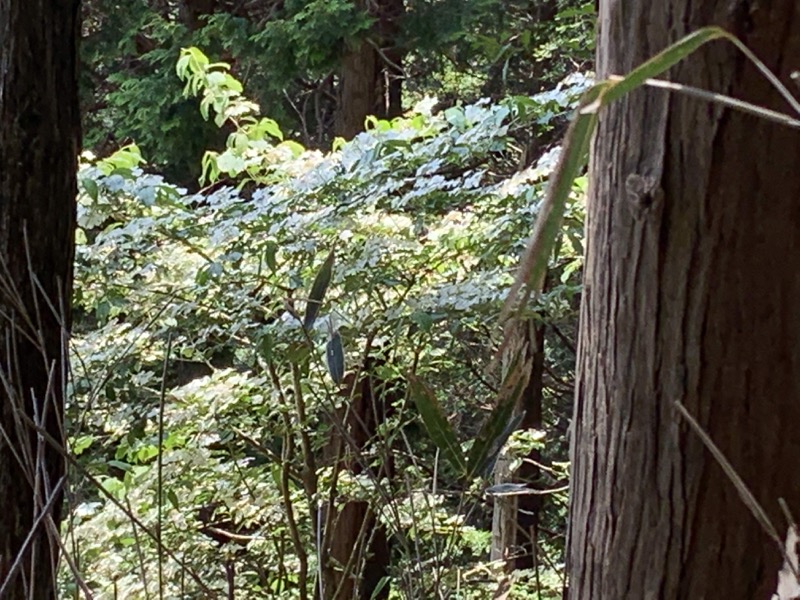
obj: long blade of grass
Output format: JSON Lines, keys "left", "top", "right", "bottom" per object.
{"left": 468, "top": 352, "right": 531, "bottom": 479}
{"left": 498, "top": 84, "right": 602, "bottom": 328}
{"left": 636, "top": 78, "right": 800, "bottom": 129}
{"left": 674, "top": 401, "right": 787, "bottom": 557}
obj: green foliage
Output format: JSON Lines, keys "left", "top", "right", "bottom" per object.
{"left": 81, "top": 0, "right": 595, "bottom": 185}
{"left": 68, "top": 21, "right": 800, "bottom": 599}
{"left": 81, "top": 0, "right": 366, "bottom": 182}
{"left": 175, "top": 46, "right": 305, "bottom": 185}
{"left": 66, "top": 53, "right": 588, "bottom": 597}
{"left": 404, "top": 0, "right": 595, "bottom": 105}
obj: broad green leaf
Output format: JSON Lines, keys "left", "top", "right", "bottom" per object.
{"left": 200, "top": 151, "right": 220, "bottom": 184}
{"left": 256, "top": 117, "right": 284, "bottom": 141}
{"left": 71, "top": 435, "right": 94, "bottom": 456}
{"left": 206, "top": 71, "right": 226, "bottom": 87}
{"left": 98, "top": 143, "right": 144, "bottom": 175}
{"left": 216, "top": 152, "right": 246, "bottom": 174}
{"left": 230, "top": 132, "right": 249, "bottom": 151}
{"left": 223, "top": 73, "right": 243, "bottom": 93}
{"left": 175, "top": 54, "right": 190, "bottom": 78}
{"left": 303, "top": 249, "right": 335, "bottom": 330}
{"left": 107, "top": 460, "right": 132, "bottom": 472}
{"left": 186, "top": 47, "right": 209, "bottom": 68}
{"left": 136, "top": 444, "right": 159, "bottom": 462}
{"left": 100, "top": 477, "right": 125, "bottom": 497}
{"left": 264, "top": 240, "right": 278, "bottom": 273}
{"left": 408, "top": 374, "right": 467, "bottom": 475}
{"left": 409, "top": 310, "right": 434, "bottom": 333}
{"left": 81, "top": 177, "right": 99, "bottom": 201}
{"left": 271, "top": 463, "right": 282, "bottom": 489}
{"left": 278, "top": 140, "right": 305, "bottom": 157}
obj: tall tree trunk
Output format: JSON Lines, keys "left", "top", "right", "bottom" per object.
{"left": 336, "top": 0, "right": 404, "bottom": 139}
{"left": 569, "top": 2, "right": 800, "bottom": 598}
{"left": 0, "top": 0, "right": 81, "bottom": 597}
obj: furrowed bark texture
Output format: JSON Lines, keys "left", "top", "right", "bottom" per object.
{"left": 0, "top": 0, "right": 80, "bottom": 597}
{"left": 336, "top": 0, "right": 404, "bottom": 138}
{"left": 569, "top": 1, "right": 800, "bottom": 598}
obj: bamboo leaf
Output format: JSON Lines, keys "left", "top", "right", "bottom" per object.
{"left": 303, "top": 249, "right": 335, "bottom": 330}
{"left": 467, "top": 400, "right": 521, "bottom": 480}
{"left": 499, "top": 88, "right": 600, "bottom": 327}
{"left": 467, "top": 357, "right": 530, "bottom": 479}
{"left": 408, "top": 374, "right": 467, "bottom": 475}
{"left": 326, "top": 331, "right": 345, "bottom": 384}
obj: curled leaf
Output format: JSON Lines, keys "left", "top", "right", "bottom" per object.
{"left": 303, "top": 249, "right": 335, "bottom": 330}
{"left": 326, "top": 331, "right": 345, "bottom": 384}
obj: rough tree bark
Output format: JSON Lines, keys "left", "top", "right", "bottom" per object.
{"left": 569, "top": 1, "right": 800, "bottom": 598}
{"left": 0, "top": 0, "right": 81, "bottom": 597}
{"left": 336, "top": 0, "right": 404, "bottom": 139}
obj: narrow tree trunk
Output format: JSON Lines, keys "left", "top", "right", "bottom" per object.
{"left": 491, "top": 320, "right": 544, "bottom": 569}
{"left": 569, "top": 2, "right": 800, "bottom": 598}
{"left": 513, "top": 322, "right": 545, "bottom": 570}
{"left": 0, "top": 0, "right": 81, "bottom": 597}
{"left": 321, "top": 349, "right": 392, "bottom": 600}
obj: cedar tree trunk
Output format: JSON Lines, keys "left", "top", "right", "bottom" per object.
{"left": 569, "top": 1, "right": 800, "bottom": 598}
{"left": 336, "top": 0, "right": 404, "bottom": 139}
{"left": 0, "top": 0, "right": 81, "bottom": 597}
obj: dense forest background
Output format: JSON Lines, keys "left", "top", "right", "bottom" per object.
{"left": 66, "top": 1, "right": 595, "bottom": 598}
{"left": 82, "top": 0, "right": 593, "bottom": 184}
